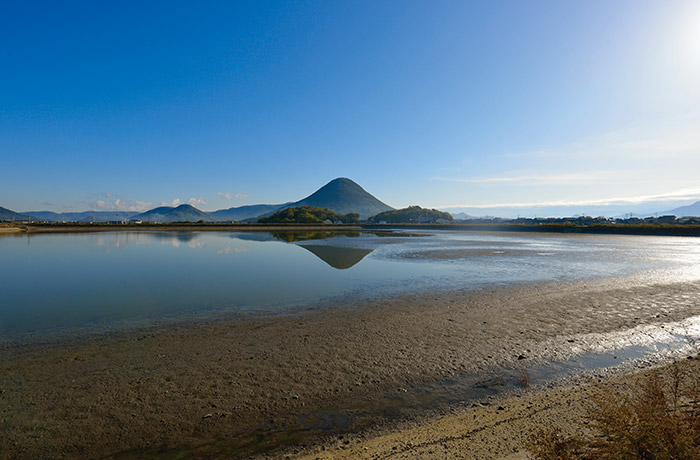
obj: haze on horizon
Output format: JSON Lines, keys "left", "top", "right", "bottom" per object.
{"left": 1, "top": 1, "right": 699, "bottom": 218}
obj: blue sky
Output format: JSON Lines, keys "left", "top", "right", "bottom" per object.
{"left": 2, "top": 0, "right": 699, "bottom": 216}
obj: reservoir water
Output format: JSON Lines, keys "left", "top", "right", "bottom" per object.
{"left": 1, "top": 230, "right": 699, "bottom": 337}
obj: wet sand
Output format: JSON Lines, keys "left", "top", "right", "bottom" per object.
{"left": 1, "top": 278, "right": 699, "bottom": 459}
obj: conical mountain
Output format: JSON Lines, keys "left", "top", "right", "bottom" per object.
{"left": 287, "top": 178, "right": 393, "bottom": 219}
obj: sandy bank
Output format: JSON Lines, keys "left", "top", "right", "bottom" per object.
{"left": 0, "top": 278, "right": 698, "bottom": 458}
{"left": 298, "top": 357, "right": 700, "bottom": 459}
{"left": 0, "top": 226, "right": 22, "bottom": 233}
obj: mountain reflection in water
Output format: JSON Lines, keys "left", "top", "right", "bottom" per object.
{"left": 271, "top": 231, "right": 362, "bottom": 243}
{"left": 144, "top": 231, "right": 377, "bottom": 268}
{"left": 298, "top": 244, "right": 374, "bottom": 270}
{"left": 2, "top": 230, "right": 699, "bottom": 336}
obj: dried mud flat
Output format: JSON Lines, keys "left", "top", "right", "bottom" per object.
{"left": 1, "top": 278, "right": 699, "bottom": 459}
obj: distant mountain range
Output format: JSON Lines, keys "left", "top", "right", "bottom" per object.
{"left": 446, "top": 199, "right": 700, "bottom": 220}
{"left": 132, "top": 204, "right": 216, "bottom": 223}
{"left": 5, "top": 184, "right": 699, "bottom": 224}
{"left": 209, "top": 203, "right": 289, "bottom": 222}
{"left": 0, "top": 206, "right": 29, "bottom": 222}
{"left": 2, "top": 178, "right": 394, "bottom": 223}
{"left": 25, "top": 211, "right": 140, "bottom": 223}
{"left": 662, "top": 201, "right": 700, "bottom": 217}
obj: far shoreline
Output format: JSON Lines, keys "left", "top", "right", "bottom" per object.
{"left": 1, "top": 221, "right": 699, "bottom": 236}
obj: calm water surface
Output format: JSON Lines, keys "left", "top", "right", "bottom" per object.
{"left": 1, "top": 230, "right": 698, "bottom": 337}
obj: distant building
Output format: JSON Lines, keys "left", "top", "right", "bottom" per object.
{"left": 656, "top": 215, "right": 678, "bottom": 224}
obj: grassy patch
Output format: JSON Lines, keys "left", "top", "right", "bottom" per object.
{"left": 527, "top": 361, "right": 700, "bottom": 459}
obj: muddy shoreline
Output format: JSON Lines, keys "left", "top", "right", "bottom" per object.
{"left": 1, "top": 278, "right": 699, "bottom": 458}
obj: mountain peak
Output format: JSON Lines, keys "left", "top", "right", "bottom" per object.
{"left": 327, "top": 177, "right": 355, "bottom": 184}
{"left": 288, "top": 177, "right": 393, "bottom": 219}
{"left": 313, "top": 177, "right": 367, "bottom": 194}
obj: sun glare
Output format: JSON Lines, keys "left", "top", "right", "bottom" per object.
{"left": 679, "top": 3, "right": 700, "bottom": 71}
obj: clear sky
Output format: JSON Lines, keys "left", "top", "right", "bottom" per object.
{"left": 2, "top": 0, "right": 699, "bottom": 216}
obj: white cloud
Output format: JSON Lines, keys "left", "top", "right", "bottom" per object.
{"left": 434, "top": 117, "right": 700, "bottom": 210}
{"left": 187, "top": 197, "right": 207, "bottom": 207}
{"left": 131, "top": 201, "right": 152, "bottom": 212}
{"left": 112, "top": 198, "right": 152, "bottom": 212}
{"left": 217, "top": 192, "right": 246, "bottom": 200}
{"left": 439, "top": 186, "right": 700, "bottom": 209}
{"left": 160, "top": 197, "right": 206, "bottom": 208}
{"left": 161, "top": 198, "right": 182, "bottom": 207}
{"left": 500, "top": 120, "right": 700, "bottom": 164}
{"left": 88, "top": 197, "right": 151, "bottom": 212}
{"left": 431, "top": 171, "right": 627, "bottom": 186}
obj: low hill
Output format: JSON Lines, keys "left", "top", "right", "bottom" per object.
{"left": 258, "top": 206, "right": 359, "bottom": 224}
{"left": 451, "top": 212, "right": 478, "bottom": 221}
{"left": 132, "top": 204, "right": 215, "bottom": 223}
{"left": 209, "top": 203, "right": 287, "bottom": 222}
{"left": 367, "top": 206, "right": 454, "bottom": 224}
{"left": 0, "top": 206, "right": 30, "bottom": 222}
{"left": 283, "top": 178, "right": 393, "bottom": 219}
